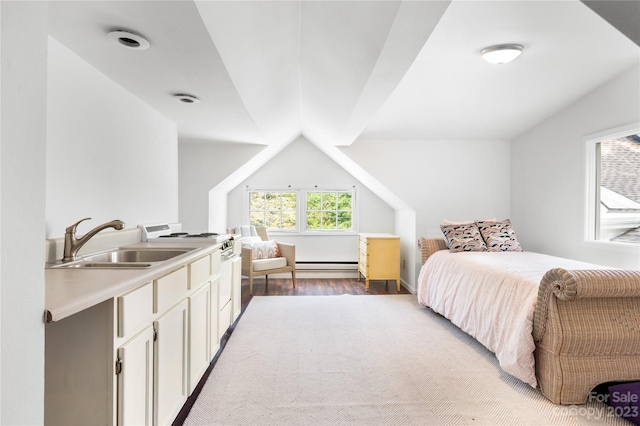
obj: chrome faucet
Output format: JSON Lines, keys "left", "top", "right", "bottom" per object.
{"left": 62, "top": 217, "right": 125, "bottom": 262}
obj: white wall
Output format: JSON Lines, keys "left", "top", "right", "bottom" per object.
{"left": 342, "top": 139, "right": 512, "bottom": 236}
{"left": 225, "top": 137, "right": 396, "bottom": 262}
{"left": 512, "top": 65, "right": 640, "bottom": 269}
{"left": 1, "top": 2, "right": 48, "bottom": 424}
{"left": 181, "top": 136, "right": 511, "bottom": 289}
{"left": 46, "top": 37, "right": 179, "bottom": 238}
{"left": 341, "top": 138, "right": 512, "bottom": 287}
{"left": 394, "top": 209, "right": 416, "bottom": 288}
{"left": 179, "top": 139, "right": 263, "bottom": 231}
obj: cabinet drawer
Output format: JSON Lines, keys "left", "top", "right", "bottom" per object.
{"left": 359, "top": 239, "right": 367, "bottom": 255}
{"left": 219, "top": 260, "right": 232, "bottom": 305}
{"left": 154, "top": 267, "right": 188, "bottom": 313}
{"left": 117, "top": 282, "right": 153, "bottom": 338}
{"left": 358, "top": 247, "right": 367, "bottom": 262}
{"left": 189, "top": 255, "right": 211, "bottom": 290}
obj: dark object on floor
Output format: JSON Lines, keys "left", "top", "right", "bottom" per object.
{"left": 608, "top": 382, "right": 640, "bottom": 425}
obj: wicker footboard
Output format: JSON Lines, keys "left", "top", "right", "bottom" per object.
{"left": 533, "top": 268, "right": 640, "bottom": 404}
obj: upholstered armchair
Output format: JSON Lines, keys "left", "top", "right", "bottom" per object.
{"left": 232, "top": 226, "right": 296, "bottom": 295}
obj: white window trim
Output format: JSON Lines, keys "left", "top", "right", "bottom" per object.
{"left": 583, "top": 122, "right": 640, "bottom": 249}
{"left": 244, "top": 185, "right": 359, "bottom": 235}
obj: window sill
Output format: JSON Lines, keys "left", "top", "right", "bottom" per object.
{"left": 583, "top": 240, "right": 640, "bottom": 254}
{"left": 269, "top": 231, "right": 359, "bottom": 237}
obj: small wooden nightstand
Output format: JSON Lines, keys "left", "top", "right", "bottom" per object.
{"left": 358, "top": 233, "right": 400, "bottom": 292}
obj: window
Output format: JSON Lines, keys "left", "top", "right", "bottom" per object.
{"left": 586, "top": 126, "right": 640, "bottom": 246}
{"left": 306, "top": 191, "right": 353, "bottom": 230}
{"left": 246, "top": 188, "right": 356, "bottom": 233}
{"left": 248, "top": 191, "right": 297, "bottom": 230}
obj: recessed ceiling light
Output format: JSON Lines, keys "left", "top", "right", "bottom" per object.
{"left": 173, "top": 94, "right": 200, "bottom": 104}
{"left": 107, "top": 30, "right": 150, "bottom": 50}
{"left": 481, "top": 44, "right": 524, "bottom": 65}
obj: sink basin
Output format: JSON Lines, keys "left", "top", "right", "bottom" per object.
{"left": 53, "top": 262, "right": 154, "bottom": 269}
{"left": 82, "top": 249, "right": 192, "bottom": 263}
{"left": 47, "top": 248, "right": 194, "bottom": 269}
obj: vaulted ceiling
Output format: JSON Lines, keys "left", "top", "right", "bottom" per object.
{"left": 48, "top": 1, "right": 640, "bottom": 147}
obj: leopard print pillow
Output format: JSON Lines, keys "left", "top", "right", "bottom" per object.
{"left": 440, "top": 223, "right": 488, "bottom": 253}
{"left": 476, "top": 219, "right": 522, "bottom": 252}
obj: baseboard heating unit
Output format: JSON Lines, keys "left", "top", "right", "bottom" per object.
{"left": 295, "top": 261, "right": 359, "bottom": 279}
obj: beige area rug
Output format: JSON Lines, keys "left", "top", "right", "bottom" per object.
{"left": 185, "top": 295, "right": 631, "bottom": 425}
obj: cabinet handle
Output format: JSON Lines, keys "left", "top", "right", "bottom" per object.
{"left": 115, "top": 358, "right": 123, "bottom": 375}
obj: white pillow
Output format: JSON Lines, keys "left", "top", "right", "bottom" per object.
{"left": 234, "top": 225, "right": 259, "bottom": 237}
{"left": 243, "top": 239, "right": 280, "bottom": 259}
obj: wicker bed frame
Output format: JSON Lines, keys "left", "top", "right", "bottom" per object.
{"left": 418, "top": 237, "right": 640, "bottom": 405}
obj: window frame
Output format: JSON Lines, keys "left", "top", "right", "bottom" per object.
{"left": 244, "top": 186, "right": 358, "bottom": 235}
{"left": 584, "top": 122, "right": 640, "bottom": 248}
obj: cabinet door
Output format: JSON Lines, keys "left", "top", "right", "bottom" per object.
{"left": 219, "top": 259, "right": 232, "bottom": 306}
{"left": 117, "top": 326, "right": 154, "bottom": 426}
{"left": 218, "top": 260, "right": 232, "bottom": 338}
{"left": 188, "top": 283, "right": 210, "bottom": 395}
{"left": 154, "top": 299, "right": 189, "bottom": 426}
{"left": 210, "top": 275, "right": 220, "bottom": 357}
{"left": 231, "top": 256, "right": 242, "bottom": 321}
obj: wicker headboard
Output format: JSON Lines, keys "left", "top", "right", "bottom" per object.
{"left": 418, "top": 238, "right": 448, "bottom": 265}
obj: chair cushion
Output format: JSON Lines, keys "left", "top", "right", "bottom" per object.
{"left": 253, "top": 257, "right": 287, "bottom": 272}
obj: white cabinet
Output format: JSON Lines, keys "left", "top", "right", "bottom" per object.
{"left": 154, "top": 299, "right": 189, "bottom": 426}
{"left": 218, "top": 259, "right": 232, "bottom": 339}
{"left": 44, "top": 245, "right": 232, "bottom": 426}
{"left": 231, "top": 256, "right": 242, "bottom": 321}
{"left": 188, "top": 283, "right": 210, "bottom": 394}
{"left": 117, "top": 326, "right": 154, "bottom": 426}
{"left": 210, "top": 275, "right": 220, "bottom": 356}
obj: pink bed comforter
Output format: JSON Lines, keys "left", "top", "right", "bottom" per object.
{"left": 416, "top": 250, "right": 607, "bottom": 387}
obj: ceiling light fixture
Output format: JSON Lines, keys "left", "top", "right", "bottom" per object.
{"left": 480, "top": 44, "right": 524, "bottom": 65}
{"left": 107, "top": 30, "right": 150, "bottom": 50}
{"left": 173, "top": 94, "right": 200, "bottom": 104}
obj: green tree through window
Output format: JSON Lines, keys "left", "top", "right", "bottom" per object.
{"left": 307, "top": 191, "right": 352, "bottom": 230}
{"left": 247, "top": 189, "right": 354, "bottom": 232}
{"left": 249, "top": 191, "right": 297, "bottom": 230}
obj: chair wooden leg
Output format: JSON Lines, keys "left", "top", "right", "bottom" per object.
{"left": 265, "top": 275, "right": 269, "bottom": 287}
{"left": 291, "top": 270, "right": 296, "bottom": 288}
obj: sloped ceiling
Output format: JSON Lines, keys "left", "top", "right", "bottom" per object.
{"left": 48, "top": 0, "right": 639, "bottom": 147}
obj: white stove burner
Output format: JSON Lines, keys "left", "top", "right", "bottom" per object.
{"left": 139, "top": 223, "right": 231, "bottom": 243}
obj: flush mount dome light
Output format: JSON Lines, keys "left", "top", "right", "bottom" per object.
{"left": 107, "top": 30, "right": 150, "bottom": 50}
{"left": 481, "top": 44, "right": 524, "bottom": 64}
{"left": 173, "top": 94, "right": 200, "bottom": 104}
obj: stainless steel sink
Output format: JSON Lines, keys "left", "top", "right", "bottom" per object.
{"left": 82, "top": 249, "right": 191, "bottom": 263}
{"left": 47, "top": 248, "right": 194, "bottom": 269}
{"left": 52, "top": 262, "right": 154, "bottom": 269}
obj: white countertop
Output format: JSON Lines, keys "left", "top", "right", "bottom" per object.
{"left": 45, "top": 241, "right": 221, "bottom": 322}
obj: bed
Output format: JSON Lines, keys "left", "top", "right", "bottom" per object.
{"left": 417, "top": 236, "right": 640, "bottom": 405}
